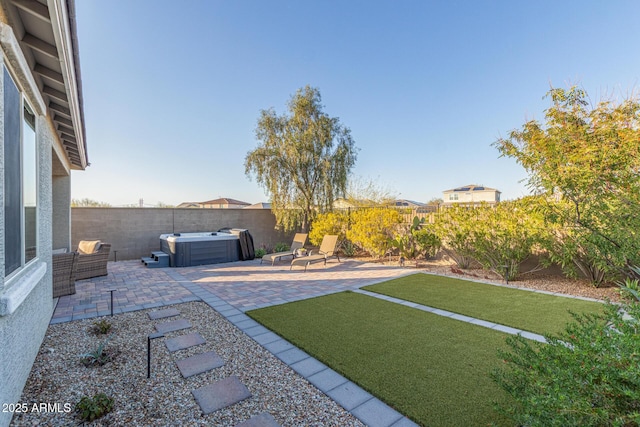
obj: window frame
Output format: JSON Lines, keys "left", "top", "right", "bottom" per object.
{"left": 3, "top": 64, "right": 39, "bottom": 282}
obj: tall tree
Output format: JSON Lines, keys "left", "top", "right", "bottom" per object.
{"left": 494, "top": 86, "right": 640, "bottom": 282}
{"left": 245, "top": 86, "right": 358, "bottom": 232}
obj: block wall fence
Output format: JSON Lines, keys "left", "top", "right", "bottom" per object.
{"left": 71, "top": 208, "right": 294, "bottom": 261}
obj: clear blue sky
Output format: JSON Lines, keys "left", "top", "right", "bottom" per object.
{"left": 71, "top": 1, "right": 640, "bottom": 206}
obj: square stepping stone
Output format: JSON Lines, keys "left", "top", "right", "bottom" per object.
{"left": 148, "top": 308, "right": 180, "bottom": 320}
{"left": 165, "top": 333, "right": 205, "bottom": 352}
{"left": 176, "top": 351, "right": 225, "bottom": 378}
{"left": 192, "top": 376, "right": 251, "bottom": 414}
{"left": 156, "top": 318, "right": 191, "bottom": 333}
{"left": 235, "top": 412, "right": 281, "bottom": 427}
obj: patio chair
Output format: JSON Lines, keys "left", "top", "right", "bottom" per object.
{"left": 290, "top": 234, "right": 340, "bottom": 272}
{"left": 261, "top": 233, "right": 308, "bottom": 265}
{"left": 52, "top": 251, "right": 78, "bottom": 298}
{"left": 75, "top": 241, "right": 111, "bottom": 280}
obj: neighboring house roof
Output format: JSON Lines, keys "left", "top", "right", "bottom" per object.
{"left": 443, "top": 184, "right": 501, "bottom": 193}
{"left": 334, "top": 198, "right": 378, "bottom": 208}
{"left": 392, "top": 199, "right": 425, "bottom": 207}
{"left": 4, "top": 0, "right": 87, "bottom": 169}
{"left": 201, "top": 198, "right": 250, "bottom": 206}
{"left": 244, "top": 202, "right": 271, "bottom": 209}
{"left": 176, "top": 202, "right": 201, "bottom": 208}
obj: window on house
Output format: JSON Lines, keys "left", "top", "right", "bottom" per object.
{"left": 3, "top": 67, "right": 37, "bottom": 277}
{"left": 449, "top": 194, "right": 458, "bottom": 201}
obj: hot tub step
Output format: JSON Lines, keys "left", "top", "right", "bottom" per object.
{"left": 142, "top": 252, "right": 170, "bottom": 268}
{"left": 152, "top": 251, "right": 169, "bottom": 260}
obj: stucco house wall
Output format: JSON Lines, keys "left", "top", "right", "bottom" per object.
{"left": 442, "top": 184, "right": 501, "bottom": 206}
{"left": 0, "top": 1, "right": 86, "bottom": 425}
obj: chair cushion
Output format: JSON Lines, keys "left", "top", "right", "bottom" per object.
{"left": 78, "top": 240, "right": 101, "bottom": 254}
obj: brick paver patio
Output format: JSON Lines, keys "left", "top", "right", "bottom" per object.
{"left": 51, "top": 258, "right": 409, "bottom": 323}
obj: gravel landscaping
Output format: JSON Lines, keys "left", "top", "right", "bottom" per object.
{"left": 12, "top": 301, "right": 364, "bottom": 427}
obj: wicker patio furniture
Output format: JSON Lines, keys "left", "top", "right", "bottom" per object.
{"left": 75, "top": 241, "right": 111, "bottom": 280}
{"left": 52, "top": 251, "right": 77, "bottom": 298}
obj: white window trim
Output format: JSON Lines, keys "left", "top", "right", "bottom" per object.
{"left": 0, "top": 261, "right": 46, "bottom": 315}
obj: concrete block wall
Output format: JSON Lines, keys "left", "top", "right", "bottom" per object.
{"left": 71, "top": 208, "right": 293, "bottom": 261}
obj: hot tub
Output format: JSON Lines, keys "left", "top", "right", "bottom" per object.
{"left": 160, "top": 232, "right": 240, "bottom": 267}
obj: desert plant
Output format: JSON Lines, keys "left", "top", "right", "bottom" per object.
{"left": 75, "top": 393, "right": 114, "bottom": 422}
{"left": 80, "top": 337, "right": 113, "bottom": 367}
{"left": 254, "top": 248, "right": 266, "bottom": 258}
{"left": 389, "top": 217, "right": 424, "bottom": 260}
{"left": 91, "top": 319, "right": 112, "bottom": 335}
{"left": 491, "top": 298, "right": 640, "bottom": 426}
{"left": 432, "top": 205, "right": 478, "bottom": 268}
{"left": 273, "top": 242, "right": 290, "bottom": 253}
{"left": 413, "top": 227, "right": 441, "bottom": 259}
{"left": 340, "top": 239, "right": 357, "bottom": 257}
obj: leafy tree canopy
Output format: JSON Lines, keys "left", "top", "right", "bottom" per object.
{"left": 494, "top": 86, "right": 640, "bottom": 281}
{"left": 71, "top": 198, "right": 111, "bottom": 207}
{"left": 245, "top": 85, "right": 358, "bottom": 232}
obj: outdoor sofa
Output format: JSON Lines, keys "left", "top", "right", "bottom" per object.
{"left": 75, "top": 241, "right": 111, "bottom": 280}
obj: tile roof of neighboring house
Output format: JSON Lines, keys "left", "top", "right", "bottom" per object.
{"left": 176, "top": 202, "right": 201, "bottom": 208}
{"left": 200, "top": 198, "right": 251, "bottom": 206}
{"left": 444, "top": 184, "right": 500, "bottom": 193}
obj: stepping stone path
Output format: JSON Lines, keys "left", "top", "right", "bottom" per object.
{"left": 165, "top": 332, "right": 206, "bottom": 352}
{"left": 147, "top": 307, "right": 281, "bottom": 426}
{"left": 191, "top": 376, "right": 252, "bottom": 414}
{"left": 155, "top": 318, "right": 192, "bottom": 334}
{"left": 148, "top": 307, "right": 181, "bottom": 320}
{"left": 235, "top": 412, "right": 281, "bottom": 427}
{"left": 176, "top": 351, "right": 224, "bottom": 378}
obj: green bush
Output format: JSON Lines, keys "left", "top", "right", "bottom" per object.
{"left": 91, "top": 319, "right": 112, "bottom": 335}
{"left": 273, "top": 242, "right": 290, "bottom": 252}
{"left": 491, "top": 294, "right": 640, "bottom": 426}
{"left": 254, "top": 248, "right": 266, "bottom": 258}
{"left": 413, "top": 227, "right": 441, "bottom": 259}
{"left": 75, "top": 393, "right": 114, "bottom": 422}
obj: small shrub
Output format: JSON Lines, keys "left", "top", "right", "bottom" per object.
{"left": 491, "top": 296, "right": 640, "bottom": 426}
{"left": 618, "top": 277, "right": 640, "bottom": 301}
{"left": 80, "top": 337, "right": 113, "bottom": 367}
{"left": 273, "top": 242, "right": 289, "bottom": 252}
{"left": 413, "top": 227, "right": 441, "bottom": 259}
{"left": 76, "top": 393, "right": 114, "bottom": 422}
{"left": 91, "top": 319, "right": 112, "bottom": 335}
{"left": 255, "top": 248, "right": 266, "bottom": 258}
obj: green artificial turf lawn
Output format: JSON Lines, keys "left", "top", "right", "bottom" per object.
{"left": 363, "top": 273, "right": 604, "bottom": 335}
{"left": 248, "top": 291, "right": 513, "bottom": 427}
